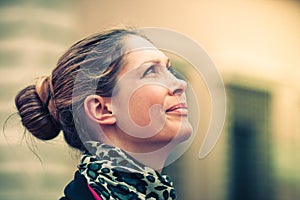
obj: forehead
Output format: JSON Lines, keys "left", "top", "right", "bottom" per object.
{"left": 118, "top": 35, "right": 169, "bottom": 76}
{"left": 124, "top": 34, "right": 155, "bottom": 51}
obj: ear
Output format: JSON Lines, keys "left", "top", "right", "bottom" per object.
{"left": 84, "top": 95, "right": 116, "bottom": 125}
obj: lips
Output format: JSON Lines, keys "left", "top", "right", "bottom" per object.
{"left": 166, "top": 103, "right": 188, "bottom": 115}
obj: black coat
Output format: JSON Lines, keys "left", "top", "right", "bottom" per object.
{"left": 60, "top": 171, "right": 95, "bottom": 200}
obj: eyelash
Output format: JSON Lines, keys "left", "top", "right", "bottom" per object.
{"left": 143, "top": 65, "right": 157, "bottom": 77}
{"left": 168, "top": 66, "right": 185, "bottom": 80}
{"left": 142, "top": 64, "right": 178, "bottom": 78}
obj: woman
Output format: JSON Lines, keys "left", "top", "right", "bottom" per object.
{"left": 15, "top": 28, "right": 193, "bottom": 200}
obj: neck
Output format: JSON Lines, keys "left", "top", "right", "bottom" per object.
{"left": 100, "top": 126, "right": 174, "bottom": 171}
{"left": 127, "top": 149, "right": 171, "bottom": 172}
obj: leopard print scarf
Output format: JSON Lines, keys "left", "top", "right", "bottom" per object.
{"left": 78, "top": 142, "right": 176, "bottom": 200}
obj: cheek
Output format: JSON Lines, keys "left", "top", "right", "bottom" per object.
{"left": 129, "top": 85, "right": 166, "bottom": 126}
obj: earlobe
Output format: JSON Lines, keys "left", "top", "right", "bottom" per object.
{"left": 84, "top": 95, "right": 116, "bottom": 125}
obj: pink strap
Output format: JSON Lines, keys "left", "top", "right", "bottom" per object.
{"left": 87, "top": 184, "right": 103, "bottom": 200}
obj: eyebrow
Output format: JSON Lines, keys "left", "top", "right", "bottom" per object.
{"left": 139, "top": 58, "right": 170, "bottom": 67}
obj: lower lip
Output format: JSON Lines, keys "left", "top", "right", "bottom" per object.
{"left": 166, "top": 108, "right": 188, "bottom": 116}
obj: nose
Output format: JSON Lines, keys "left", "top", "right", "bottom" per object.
{"left": 168, "top": 76, "right": 187, "bottom": 96}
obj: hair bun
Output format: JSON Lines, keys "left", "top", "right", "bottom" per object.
{"left": 15, "top": 80, "right": 61, "bottom": 140}
{"left": 35, "top": 76, "right": 51, "bottom": 106}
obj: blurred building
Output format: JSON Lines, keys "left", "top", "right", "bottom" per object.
{"left": 0, "top": 1, "right": 299, "bottom": 200}
{"left": 0, "top": 1, "right": 79, "bottom": 199}
{"left": 78, "top": 1, "right": 300, "bottom": 200}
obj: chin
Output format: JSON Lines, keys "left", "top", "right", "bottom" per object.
{"left": 142, "top": 121, "right": 193, "bottom": 151}
{"left": 175, "top": 124, "right": 193, "bottom": 143}
{"left": 163, "top": 121, "right": 193, "bottom": 146}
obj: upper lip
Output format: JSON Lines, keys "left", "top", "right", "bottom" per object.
{"left": 165, "top": 103, "right": 188, "bottom": 112}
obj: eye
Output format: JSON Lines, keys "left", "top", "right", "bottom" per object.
{"left": 142, "top": 65, "right": 157, "bottom": 77}
{"left": 168, "top": 66, "right": 185, "bottom": 80}
{"left": 168, "top": 66, "right": 177, "bottom": 76}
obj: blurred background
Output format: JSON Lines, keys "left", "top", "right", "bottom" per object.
{"left": 0, "top": 0, "right": 299, "bottom": 199}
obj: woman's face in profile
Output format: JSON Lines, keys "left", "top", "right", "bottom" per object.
{"left": 111, "top": 35, "right": 193, "bottom": 149}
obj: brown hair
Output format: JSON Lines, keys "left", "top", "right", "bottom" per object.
{"left": 15, "top": 28, "right": 146, "bottom": 151}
